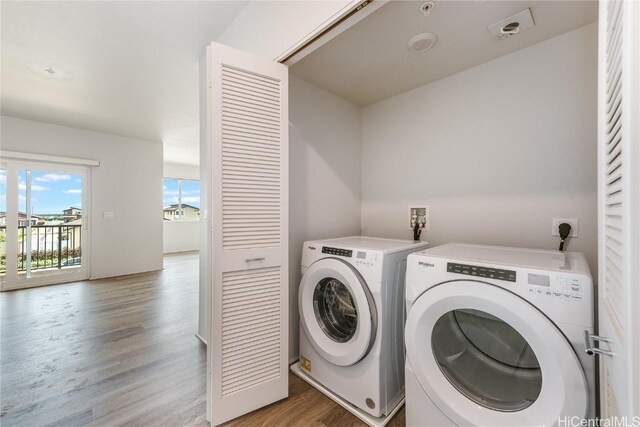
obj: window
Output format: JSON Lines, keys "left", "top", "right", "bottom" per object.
{"left": 163, "top": 178, "right": 200, "bottom": 221}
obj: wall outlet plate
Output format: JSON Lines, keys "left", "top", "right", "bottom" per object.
{"left": 552, "top": 218, "right": 578, "bottom": 238}
{"left": 409, "top": 206, "right": 429, "bottom": 231}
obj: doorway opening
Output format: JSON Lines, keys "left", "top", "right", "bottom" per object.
{"left": 0, "top": 161, "right": 90, "bottom": 291}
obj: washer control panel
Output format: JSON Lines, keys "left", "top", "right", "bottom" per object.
{"left": 322, "top": 246, "right": 352, "bottom": 258}
{"left": 354, "top": 251, "right": 378, "bottom": 268}
{"left": 527, "top": 273, "right": 583, "bottom": 300}
{"left": 447, "top": 262, "right": 516, "bottom": 282}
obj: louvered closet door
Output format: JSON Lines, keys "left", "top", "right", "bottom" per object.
{"left": 597, "top": 0, "right": 640, "bottom": 419}
{"left": 205, "top": 42, "right": 288, "bottom": 426}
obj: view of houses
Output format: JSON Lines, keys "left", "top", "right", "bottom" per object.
{"left": 0, "top": 207, "right": 83, "bottom": 276}
{"left": 163, "top": 203, "right": 200, "bottom": 221}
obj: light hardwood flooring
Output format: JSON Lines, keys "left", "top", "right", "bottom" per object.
{"left": 1, "top": 252, "right": 405, "bottom": 426}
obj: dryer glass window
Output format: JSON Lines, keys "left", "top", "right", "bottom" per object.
{"left": 432, "top": 309, "right": 542, "bottom": 412}
{"left": 313, "top": 278, "right": 357, "bottom": 343}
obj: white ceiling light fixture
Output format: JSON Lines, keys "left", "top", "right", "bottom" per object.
{"left": 408, "top": 32, "right": 438, "bottom": 53}
{"left": 27, "top": 63, "right": 71, "bottom": 80}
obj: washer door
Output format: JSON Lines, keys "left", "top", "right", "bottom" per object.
{"left": 405, "top": 280, "right": 588, "bottom": 426}
{"left": 299, "top": 258, "right": 376, "bottom": 366}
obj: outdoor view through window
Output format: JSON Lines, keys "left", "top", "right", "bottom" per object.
{"left": 163, "top": 178, "right": 200, "bottom": 221}
{"left": 0, "top": 169, "right": 84, "bottom": 280}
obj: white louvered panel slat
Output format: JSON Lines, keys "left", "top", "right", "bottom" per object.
{"left": 597, "top": 0, "right": 640, "bottom": 419}
{"left": 223, "top": 66, "right": 280, "bottom": 86}
{"left": 224, "top": 111, "right": 281, "bottom": 127}
{"left": 607, "top": 102, "right": 622, "bottom": 131}
{"left": 222, "top": 69, "right": 280, "bottom": 89}
{"left": 223, "top": 148, "right": 280, "bottom": 161}
{"left": 602, "top": 0, "right": 626, "bottom": 338}
{"left": 221, "top": 66, "right": 282, "bottom": 251}
{"left": 607, "top": 137, "right": 622, "bottom": 162}
{"left": 222, "top": 98, "right": 280, "bottom": 119}
{"left": 223, "top": 136, "right": 280, "bottom": 150}
{"left": 222, "top": 77, "right": 280, "bottom": 98}
{"left": 223, "top": 107, "right": 279, "bottom": 124}
{"left": 222, "top": 350, "right": 279, "bottom": 373}
{"left": 223, "top": 120, "right": 280, "bottom": 137}
{"left": 223, "top": 338, "right": 281, "bottom": 360}
{"left": 607, "top": 162, "right": 622, "bottom": 184}
{"left": 222, "top": 78, "right": 280, "bottom": 97}
{"left": 222, "top": 87, "right": 280, "bottom": 109}
{"left": 221, "top": 267, "right": 281, "bottom": 397}
{"left": 223, "top": 158, "right": 280, "bottom": 170}
{"left": 223, "top": 271, "right": 280, "bottom": 284}
{"left": 221, "top": 94, "right": 279, "bottom": 115}
{"left": 606, "top": 190, "right": 622, "bottom": 206}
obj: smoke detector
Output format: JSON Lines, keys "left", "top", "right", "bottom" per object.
{"left": 408, "top": 32, "right": 438, "bottom": 53}
{"left": 487, "top": 9, "right": 535, "bottom": 40}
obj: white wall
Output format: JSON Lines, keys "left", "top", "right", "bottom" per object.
{"left": 360, "top": 24, "right": 599, "bottom": 275}
{"left": 164, "top": 161, "right": 199, "bottom": 180}
{"left": 163, "top": 221, "right": 199, "bottom": 254}
{"left": 288, "top": 75, "right": 362, "bottom": 359}
{"left": 163, "top": 162, "right": 200, "bottom": 254}
{"left": 1, "top": 116, "right": 163, "bottom": 279}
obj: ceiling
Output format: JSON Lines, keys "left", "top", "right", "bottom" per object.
{"left": 1, "top": 1, "right": 248, "bottom": 165}
{"left": 291, "top": 0, "right": 598, "bottom": 107}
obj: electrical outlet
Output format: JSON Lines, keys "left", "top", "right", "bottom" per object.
{"left": 409, "top": 206, "right": 429, "bottom": 231}
{"left": 552, "top": 218, "right": 578, "bottom": 238}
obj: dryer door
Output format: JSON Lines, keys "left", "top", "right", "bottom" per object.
{"left": 299, "top": 258, "right": 376, "bottom": 366}
{"left": 405, "top": 280, "right": 588, "bottom": 426}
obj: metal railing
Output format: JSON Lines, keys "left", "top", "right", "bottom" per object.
{"left": 0, "top": 225, "right": 82, "bottom": 275}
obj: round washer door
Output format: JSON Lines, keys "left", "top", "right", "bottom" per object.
{"left": 299, "top": 258, "right": 376, "bottom": 366}
{"left": 405, "top": 280, "right": 588, "bottom": 426}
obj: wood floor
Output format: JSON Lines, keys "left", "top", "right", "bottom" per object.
{"left": 0, "top": 252, "right": 405, "bottom": 426}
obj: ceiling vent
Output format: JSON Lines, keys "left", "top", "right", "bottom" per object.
{"left": 487, "top": 9, "right": 535, "bottom": 40}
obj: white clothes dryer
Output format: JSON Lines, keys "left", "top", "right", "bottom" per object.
{"left": 298, "top": 236, "right": 429, "bottom": 418}
{"left": 404, "top": 243, "right": 596, "bottom": 426}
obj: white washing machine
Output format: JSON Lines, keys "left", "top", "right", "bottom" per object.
{"left": 404, "top": 243, "right": 596, "bottom": 426}
{"left": 298, "top": 236, "right": 429, "bottom": 418}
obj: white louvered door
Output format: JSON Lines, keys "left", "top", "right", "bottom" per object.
{"left": 597, "top": 0, "right": 640, "bottom": 420}
{"left": 203, "top": 42, "right": 288, "bottom": 425}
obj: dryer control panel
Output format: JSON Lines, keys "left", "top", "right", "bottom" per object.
{"left": 447, "top": 262, "right": 516, "bottom": 282}
{"left": 527, "top": 273, "right": 583, "bottom": 300}
{"left": 322, "top": 246, "right": 353, "bottom": 258}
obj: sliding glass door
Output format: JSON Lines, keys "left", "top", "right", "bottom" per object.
{"left": 1, "top": 161, "right": 90, "bottom": 291}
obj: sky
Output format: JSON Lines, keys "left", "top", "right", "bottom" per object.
{"left": 163, "top": 178, "right": 200, "bottom": 208}
{"left": 1, "top": 170, "right": 201, "bottom": 215}
{"left": 19, "top": 171, "right": 82, "bottom": 215}
{"left": 0, "top": 169, "right": 82, "bottom": 215}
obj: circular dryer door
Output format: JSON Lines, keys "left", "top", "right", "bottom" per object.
{"left": 405, "top": 280, "right": 588, "bottom": 426}
{"left": 299, "top": 258, "right": 376, "bottom": 366}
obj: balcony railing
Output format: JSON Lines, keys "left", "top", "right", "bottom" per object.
{"left": 0, "top": 224, "right": 82, "bottom": 276}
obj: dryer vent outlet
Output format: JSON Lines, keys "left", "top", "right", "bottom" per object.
{"left": 488, "top": 8, "right": 535, "bottom": 40}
